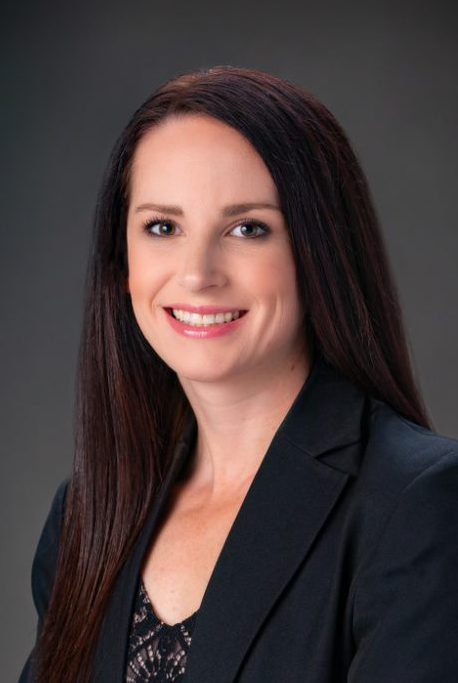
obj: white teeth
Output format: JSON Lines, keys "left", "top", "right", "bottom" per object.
{"left": 171, "top": 309, "right": 243, "bottom": 326}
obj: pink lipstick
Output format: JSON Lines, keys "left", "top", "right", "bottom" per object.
{"left": 163, "top": 306, "right": 248, "bottom": 339}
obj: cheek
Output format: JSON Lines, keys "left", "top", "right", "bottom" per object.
{"left": 127, "top": 242, "right": 160, "bottom": 298}
{"left": 248, "top": 248, "right": 299, "bottom": 306}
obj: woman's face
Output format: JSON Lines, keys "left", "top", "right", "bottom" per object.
{"left": 126, "top": 113, "right": 306, "bottom": 385}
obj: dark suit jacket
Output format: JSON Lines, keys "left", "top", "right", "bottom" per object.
{"left": 19, "top": 356, "right": 458, "bottom": 682}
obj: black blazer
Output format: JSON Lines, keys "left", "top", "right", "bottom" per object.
{"left": 19, "top": 357, "right": 458, "bottom": 682}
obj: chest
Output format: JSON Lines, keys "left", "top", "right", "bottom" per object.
{"left": 141, "top": 483, "right": 250, "bottom": 626}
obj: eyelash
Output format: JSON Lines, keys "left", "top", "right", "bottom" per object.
{"left": 141, "top": 215, "right": 271, "bottom": 239}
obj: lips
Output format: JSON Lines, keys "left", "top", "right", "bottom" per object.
{"left": 163, "top": 306, "right": 248, "bottom": 338}
{"left": 164, "top": 307, "right": 248, "bottom": 327}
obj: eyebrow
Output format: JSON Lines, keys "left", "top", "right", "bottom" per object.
{"left": 134, "top": 201, "right": 281, "bottom": 216}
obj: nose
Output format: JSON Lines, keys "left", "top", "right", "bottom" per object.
{"left": 177, "top": 238, "right": 227, "bottom": 292}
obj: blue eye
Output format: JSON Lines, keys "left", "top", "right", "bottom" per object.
{"left": 230, "top": 221, "right": 269, "bottom": 238}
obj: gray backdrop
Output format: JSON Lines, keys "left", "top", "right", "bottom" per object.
{"left": 1, "top": 1, "right": 457, "bottom": 679}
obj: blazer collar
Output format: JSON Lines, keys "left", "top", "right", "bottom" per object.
{"left": 94, "top": 354, "right": 368, "bottom": 682}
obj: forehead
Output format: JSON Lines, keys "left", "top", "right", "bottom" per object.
{"left": 128, "top": 114, "right": 279, "bottom": 206}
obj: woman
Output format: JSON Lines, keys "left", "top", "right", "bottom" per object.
{"left": 19, "top": 66, "right": 458, "bottom": 683}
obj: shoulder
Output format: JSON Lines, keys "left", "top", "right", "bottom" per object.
{"left": 358, "top": 398, "right": 458, "bottom": 507}
{"left": 347, "top": 403, "right": 458, "bottom": 678}
{"left": 345, "top": 399, "right": 458, "bottom": 570}
{"left": 31, "top": 477, "right": 71, "bottom": 618}
{"left": 361, "top": 398, "right": 458, "bottom": 527}
{"left": 33, "top": 478, "right": 70, "bottom": 562}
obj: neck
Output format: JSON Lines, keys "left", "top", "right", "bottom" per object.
{"left": 177, "top": 351, "right": 311, "bottom": 499}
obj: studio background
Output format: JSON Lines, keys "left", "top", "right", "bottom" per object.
{"left": 1, "top": 1, "right": 457, "bottom": 680}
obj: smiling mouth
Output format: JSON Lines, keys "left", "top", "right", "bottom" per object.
{"left": 165, "top": 308, "right": 248, "bottom": 327}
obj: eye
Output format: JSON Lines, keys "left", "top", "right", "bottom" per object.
{"left": 230, "top": 220, "right": 269, "bottom": 238}
{"left": 144, "top": 218, "right": 179, "bottom": 237}
{"left": 142, "top": 216, "right": 270, "bottom": 239}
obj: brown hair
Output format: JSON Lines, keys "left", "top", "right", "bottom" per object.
{"left": 34, "top": 65, "right": 431, "bottom": 682}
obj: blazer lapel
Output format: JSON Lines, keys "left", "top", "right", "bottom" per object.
{"left": 94, "top": 356, "right": 367, "bottom": 682}
{"left": 184, "top": 357, "right": 367, "bottom": 683}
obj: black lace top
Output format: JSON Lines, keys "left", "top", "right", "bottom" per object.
{"left": 124, "top": 579, "right": 199, "bottom": 682}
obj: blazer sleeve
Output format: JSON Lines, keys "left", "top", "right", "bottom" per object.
{"left": 348, "top": 448, "right": 458, "bottom": 682}
{"left": 17, "top": 478, "right": 70, "bottom": 683}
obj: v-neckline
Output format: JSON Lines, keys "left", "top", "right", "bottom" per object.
{"left": 139, "top": 578, "right": 199, "bottom": 629}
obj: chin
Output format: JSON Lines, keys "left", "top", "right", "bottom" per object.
{"left": 173, "top": 363, "right": 238, "bottom": 385}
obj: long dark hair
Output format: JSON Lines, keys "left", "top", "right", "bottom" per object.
{"left": 34, "top": 65, "right": 431, "bottom": 682}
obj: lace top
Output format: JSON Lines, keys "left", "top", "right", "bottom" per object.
{"left": 125, "top": 579, "right": 199, "bottom": 682}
